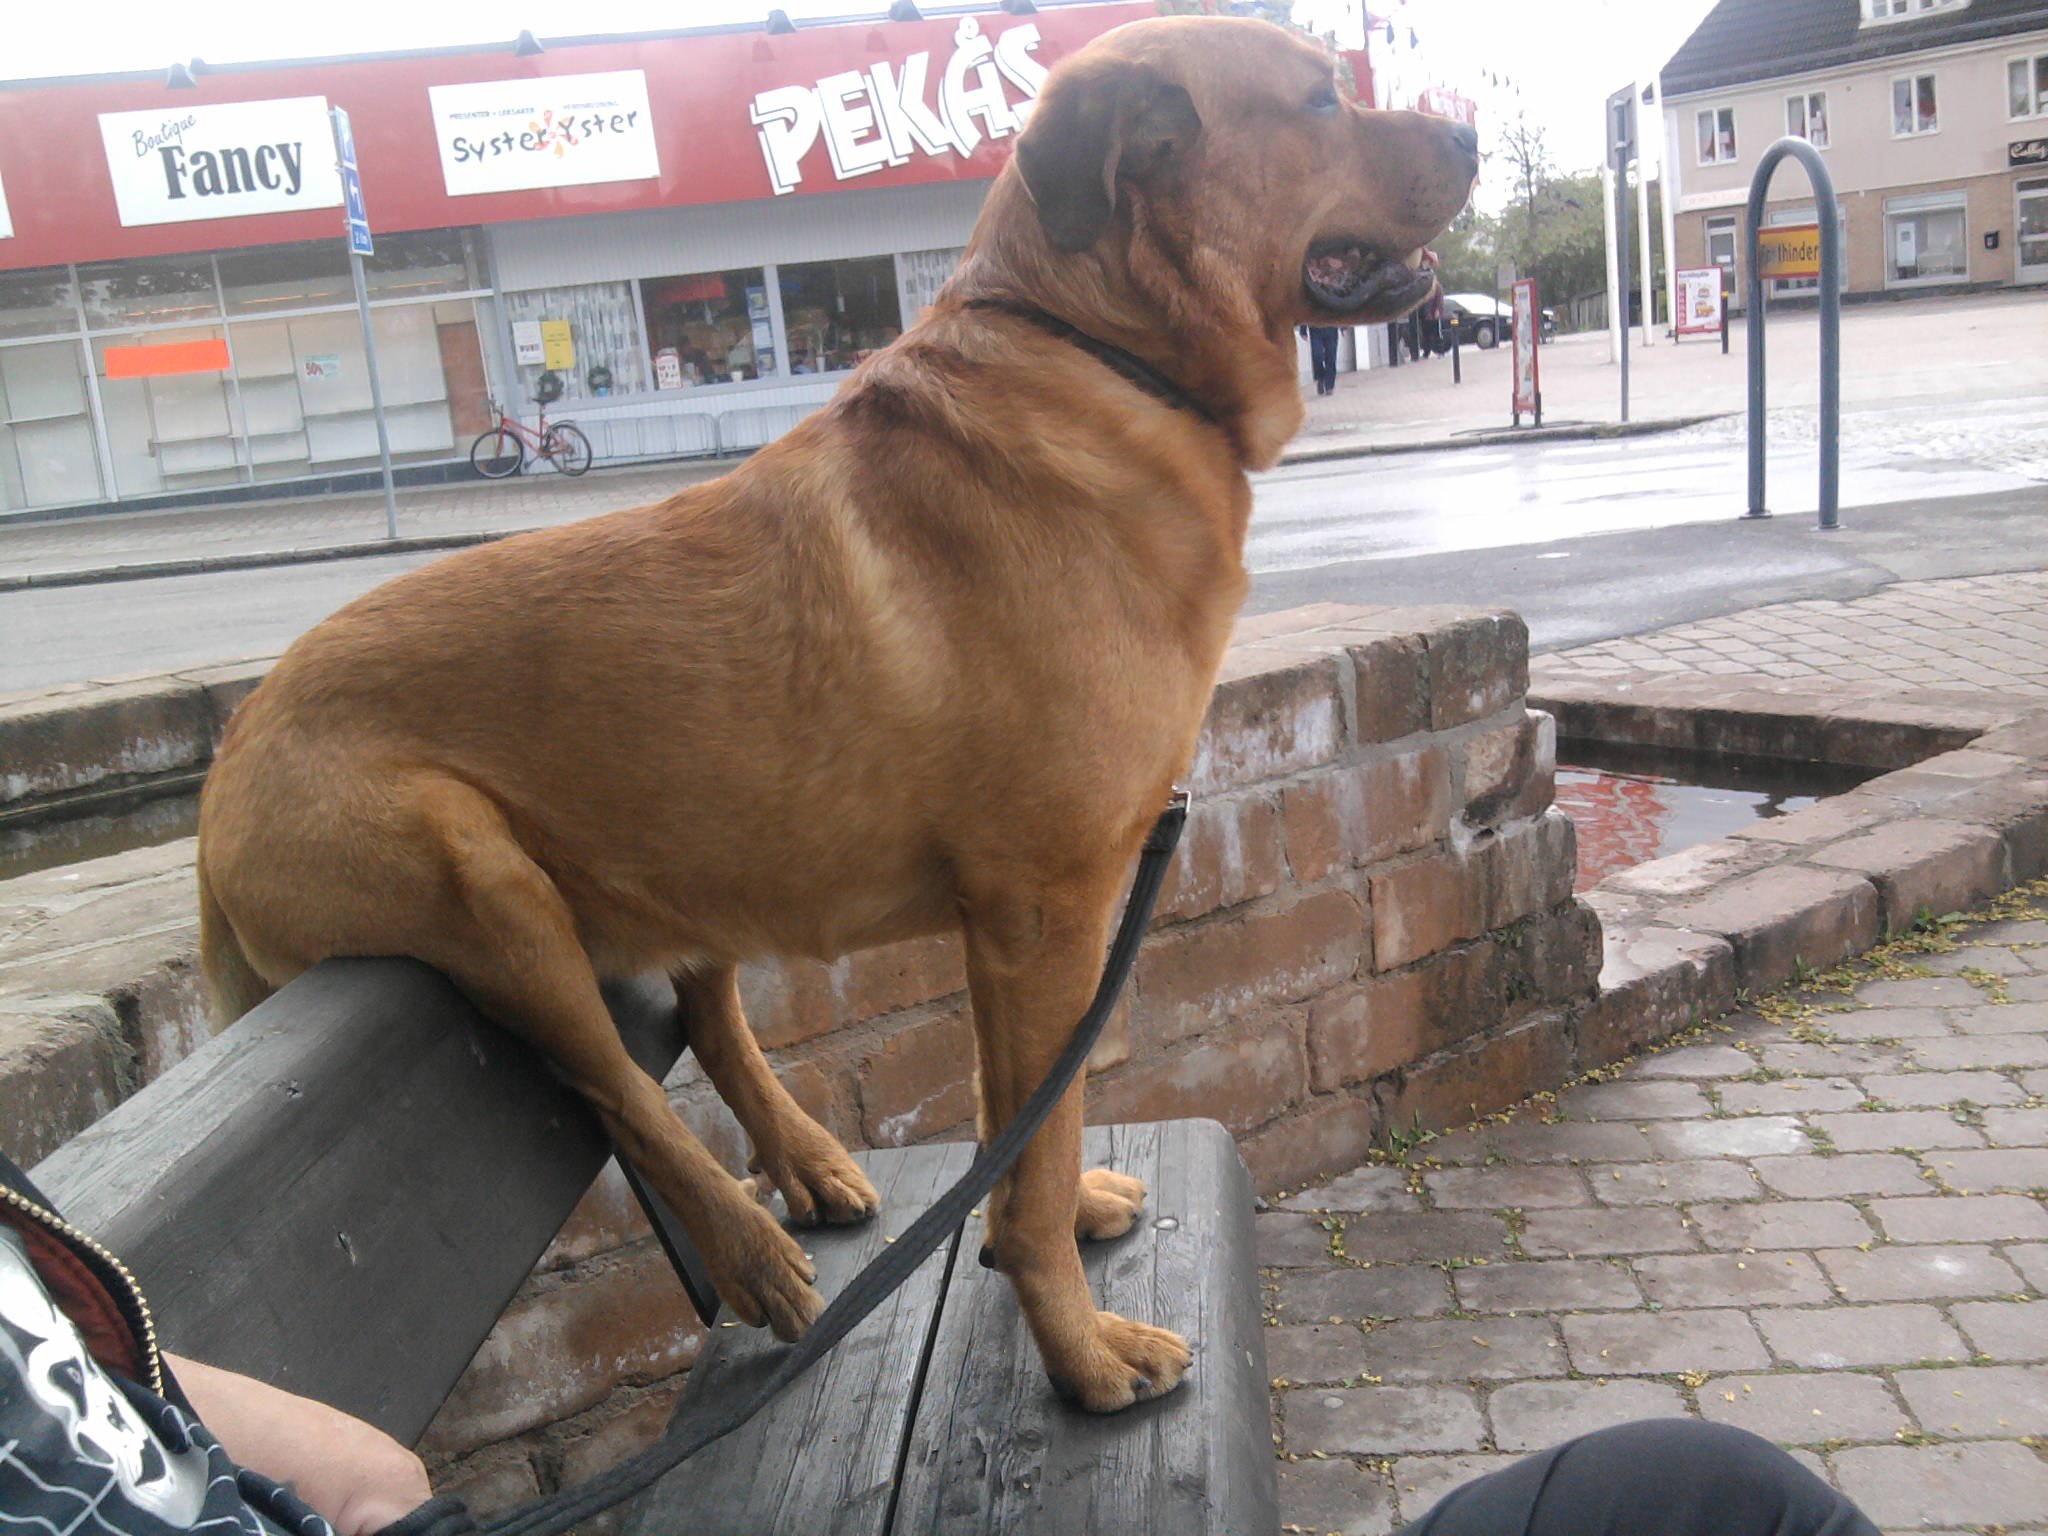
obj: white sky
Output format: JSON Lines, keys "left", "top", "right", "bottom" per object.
{"left": 13, "top": 0, "right": 1717, "bottom": 187}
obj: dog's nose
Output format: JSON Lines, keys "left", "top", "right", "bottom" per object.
{"left": 1446, "top": 121, "right": 1479, "bottom": 173}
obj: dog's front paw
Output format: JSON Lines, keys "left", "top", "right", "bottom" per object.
{"left": 712, "top": 1204, "right": 823, "bottom": 1342}
{"left": 762, "top": 1127, "right": 880, "bottom": 1228}
{"left": 1076, "top": 1167, "right": 1147, "bottom": 1240}
{"left": 1050, "top": 1312, "right": 1192, "bottom": 1413}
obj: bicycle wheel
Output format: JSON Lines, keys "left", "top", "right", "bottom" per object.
{"left": 545, "top": 423, "right": 593, "bottom": 477}
{"left": 469, "top": 425, "right": 524, "bottom": 479}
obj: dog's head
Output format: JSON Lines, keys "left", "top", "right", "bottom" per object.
{"left": 960, "top": 16, "right": 1477, "bottom": 462}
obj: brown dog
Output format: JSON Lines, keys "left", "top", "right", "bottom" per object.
{"left": 196, "top": 16, "right": 1474, "bottom": 1413}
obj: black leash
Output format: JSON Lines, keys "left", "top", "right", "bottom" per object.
{"left": 963, "top": 298, "right": 1220, "bottom": 427}
{"left": 475, "top": 791, "right": 1190, "bottom": 1536}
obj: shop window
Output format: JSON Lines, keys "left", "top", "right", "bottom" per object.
{"left": 2012, "top": 53, "right": 2048, "bottom": 119}
{"left": 1885, "top": 195, "right": 1967, "bottom": 285}
{"left": 78, "top": 257, "right": 219, "bottom": 331}
{"left": 897, "top": 247, "right": 965, "bottom": 327}
{"left": 366, "top": 230, "right": 484, "bottom": 300}
{"left": 0, "top": 339, "right": 102, "bottom": 511}
{"left": 1785, "top": 92, "right": 1829, "bottom": 149}
{"left": 1696, "top": 106, "right": 1736, "bottom": 166}
{"left": 1705, "top": 215, "right": 1739, "bottom": 279}
{"left": 218, "top": 243, "right": 355, "bottom": 316}
{"left": 502, "top": 282, "right": 648, "bottom": 404}
{"left": 1764, "top": 205, "right": 1843, "bottom": 296}
{"left": 1893, "top": 73, "right": 1939, "bottom": 136}
{"left": 0, "top": 268, "right": 79, "bottom": 341}
{"left": 778, "top": 256, "right": 904, "bottom": 376}
{"left": 640, "top": 268, "right": 777, "bottom": 389}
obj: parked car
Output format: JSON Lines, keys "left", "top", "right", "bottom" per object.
{"left": 1442, "top": 292, "right": 1511, "bottom": 348}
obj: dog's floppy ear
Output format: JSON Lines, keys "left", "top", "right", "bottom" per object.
{"left": 1015, "top": 57, "right": 1202, "bottom": 253}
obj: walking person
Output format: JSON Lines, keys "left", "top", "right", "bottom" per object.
{"left": 1305, "top": 324, "right": 1340, "bottom": 395}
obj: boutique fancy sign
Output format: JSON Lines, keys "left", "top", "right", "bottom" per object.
{"left": 749, "top": 16, "right": 1048, "bottom": 197}
{"left": 96, "top": 96, "right": 342, "bottom": 228}
{"left": 428, "top": 70, "right": 660, "bottom": 196}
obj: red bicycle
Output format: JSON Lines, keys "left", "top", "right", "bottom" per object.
{"left": 469, "top": 397, "right": 593, "bottom": 478}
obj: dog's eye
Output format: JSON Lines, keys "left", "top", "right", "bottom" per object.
{"left": 1306, "top": 84, "right": 1341, "bottom": 114}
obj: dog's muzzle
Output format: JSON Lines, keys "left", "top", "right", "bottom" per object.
{"left": 1303, "top": 242, "right": 1437, "bottom": 320}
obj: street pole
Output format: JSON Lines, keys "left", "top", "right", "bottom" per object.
{"left": 1617, "top": 163, "right": 1631, "bottom": 423}
{"left": 1601, "top": 164, "right": 1620, "bottom": 366}
{"left": 331, "top": 107, "right": 397, "bottom": 540}
{"left": 1636, "top": 82, "right": 1656, "bottom": 347}
{"left": 1653, "top": 73, "right": 1681, "bottom": 341}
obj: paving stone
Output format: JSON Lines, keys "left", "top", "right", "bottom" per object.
{"left": 1557, "top": 1078, "right": 1712, "bottom": 1121}
{"left": 1635, "top": 1252, "right": 1835, "bottom": 1308}
{"left": 1868, "top": 1194, "right": 2048, "bottom": 1244}
{"left": 1276, "top": 1457, "right": 1395, "bottom": 1536}
{"left": 1269, "top": 1264, "right": 1453, "bottom": 1325}
{"left": 1282, "top": 1384, "right": 1486, "bottom": 1455}
{"left": 1486, "top": 1379, "right": 1687, "bottom": 1452}
{"left": 1951, "top": 1002, "right": 2048, "bottom": 1033}
{"left": 2013, "top": 1244, "right": 2048, "bottom": 1291}
{"left": 1421, "top": 1165, "right": 1591, "bottom": 1210}
{"left": 1806, "top": 1109, "right": 1987, "bottom": 1153}
{"left": 1260, "top": 1211, "right": 1343, "bottom": 1267}
{"left": 1352, "top": 1316, "right": 1565, "bottom": 1384}
{"left": 1627, "top": 1044, "right": 1758, "bottom": 1079}
{"left": 1475, "top": 1121, "right": 1657, "bottom": 1165}
{"left": 1923, "top": 1147, "right": 2048, "bottom": 1192}
{"left": 1331, "top": 1211, "right": 1510, "bottom": 1264}
{"left": 1822, "top": 1006, "right": 1958, "bottom": 1040}
{"left": 1895, "top": 1363, "right": 2048, "bottom": 1436}
{"left": 1862, "top": 1070, "right": 2028, "bottom": 1110}
{"left": 1980, "top": 1107, "right": 2048, "bottom": 1145}
{"left": 1761, "top": 1043, "right": 1916, "bottom": 1077}
{"left": 1697, "top": 1372, "right": 1911, "bottom": 1446}
{"left": 1953, "top": 1300, "right": 2048, "bottom": 1361}
{"left": 1906, "top": 1034, "right": 2048, "bottom": 1070}
{"left": 1518, "top": 1206, "right": 1699, "bottom": 1259}
{"left": 1390, "top": 1455, "right": 1511, "bottom": 1524}
{"left": 1751, "top": 1152, "right": 1929, "bottom": 1199}
{"left": 1850, "top": 977, "right": 1988, "bottom": 1008}
{"left": 1560, "top": 1309, "right": 1769, "bottom": 1376}
{"left": 1755, "top": 1303, "right": 1970, "bottom": 1369}
{"left": 1453, "top": 1257, "right": 1643, "bottom": 1314}
{"left": 1717, "top": 1077, "right": 1868, "bottom": 1115}
{"left": 1834, "top": 1441, "right": 2048, "bottom": 1529}
{"left": 1691, "top": 1200, "right": 1876, "bottom": 1252}
{"left": 1923, "top": 946, "right": 2041, "bottom": 978}
{"left": 1648, "top": 1116, "right": 1811, "bottom": 1160}
{"left": 1591, "top": 1160, "right": 1761, "bottom": 1206}
{"left": 1818, "top": 1244, "right": 2026, "bottom": 1302}
{"left": 1268, "top": 1324, "right": 1379, "bottom": 1386}
{"left": 1276, "top": 1163, "right": 1422, "bottom": 1213}
{"left": 1973, "top": 920, "right": 2048, "bottom": 945}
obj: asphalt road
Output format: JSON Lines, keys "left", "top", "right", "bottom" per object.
{"left": 4, "top": 421, "right": 2046, "bottom": 695}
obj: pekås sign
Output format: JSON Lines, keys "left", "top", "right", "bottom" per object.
{"left": 97, "top": 97, "right": 342, "bottom": 228}
{"left": 428, "top": 71, "right": 660, "bottom": 197}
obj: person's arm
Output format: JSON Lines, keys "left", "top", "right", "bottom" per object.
{"left": 166, "top": 1353, "right": 432, "bottom": 1536}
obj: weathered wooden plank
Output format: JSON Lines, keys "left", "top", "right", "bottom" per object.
{"left": 623, "top": 1140, "right": 972, "bottom": 1536}
{"left": 889, "top": 1120, "right": 1276, "bottom": 1535}
{"left": 32, "top": 959, "right": 683, "bottom": 1443}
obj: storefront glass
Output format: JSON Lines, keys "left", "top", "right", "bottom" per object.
{"left": 779, "top": 255, "right": 903, "bottom": 375}
{"left": 501, "top": 282, "right": 647, "bottom": 405}
{"left": 1885, "top": 196, "right": 1967, "bottom": 285}
{"left": 640, "top": 268, "right": 777, "bottom": 389}
{"left": 0, "top": 268, "right": 80, "bottom": 342}
{"left": 0, "top": 339, "right": 102, "bottom": 512}
{"left": 77, "top": 257, "right": 219, "bottom": 330}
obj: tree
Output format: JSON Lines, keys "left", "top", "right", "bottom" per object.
{"left": 1494, "top": 112, "right": 1555, "bottom": 282}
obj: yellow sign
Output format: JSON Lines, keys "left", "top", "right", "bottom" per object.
{"left": 1757, "top": 224, "right": 1823, "bottom": 280}
{"left": 540, "top": 319, "right": 575, "bottom": 371}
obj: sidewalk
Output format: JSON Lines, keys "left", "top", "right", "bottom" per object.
{"left": 1270, "top": 569, "right": 2048, "bottom": 1534}
{"left": 8, "top": 289, "right": 2039, "bottom": 590}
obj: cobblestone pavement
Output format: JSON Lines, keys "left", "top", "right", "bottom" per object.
{"left": 1264, "top": 894, "right": 2048, "bottom": 1535}
{"left": 1544, "top": 571, "right": 2048, "bottom": 699}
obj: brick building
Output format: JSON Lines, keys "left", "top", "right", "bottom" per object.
{"left": 1660, "top": 0, "right": 2048, "bottom": 302}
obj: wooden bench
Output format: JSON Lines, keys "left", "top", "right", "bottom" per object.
{"left": 32, "top": 958, "right": 1277, "bottom": 1533}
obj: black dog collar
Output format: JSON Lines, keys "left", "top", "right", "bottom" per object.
{"left": 964, "top": 297, "right": 1220, "bottom": 429}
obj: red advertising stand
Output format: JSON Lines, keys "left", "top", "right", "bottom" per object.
{"left": 1511, "top": 277, "right": 1541, "bottom": 426}
{"left": 1675, "top": 266, "right": 1726, "bottom": 340}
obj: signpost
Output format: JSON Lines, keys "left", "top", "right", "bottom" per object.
{"left": 331, "top": 106, "right": 398, "bottom": 539}
{"left": 1756, "top": 224, "right": 1823, "bottom": 282}
{"left": 1606, "top": 85, "right": 1636, "bottom": 423}
{"left": 1511, "top": 278, "right": 1541, "bottom": 427}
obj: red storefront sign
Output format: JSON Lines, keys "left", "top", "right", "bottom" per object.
{"left": 0, "top": 3, "right": 1152, "bottom": 272}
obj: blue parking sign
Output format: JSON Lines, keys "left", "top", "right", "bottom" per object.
{"left": 333, "top": 106, "right": 373, "bottom": 256}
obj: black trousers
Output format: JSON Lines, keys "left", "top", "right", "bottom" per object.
{"left": 1308, "top": 326, "right": 1339, "bottom": 390}
{"left": 1404, "top": 1420, "right": 1880, "bottom": 1536}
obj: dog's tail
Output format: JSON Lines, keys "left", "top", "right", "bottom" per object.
{"left": 198, "top": 861, "right": 274, "bottom": 1026}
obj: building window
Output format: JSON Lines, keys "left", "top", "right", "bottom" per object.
{"left": 640, "top": 269, "right": 778, "bottom": 389}
{"left": 1696, "top": 106, "right": 1737, "bottom": 165}
{"left": 2011, "top": 53, "right": 2048, "bottom": 119}
{"left": 778, "top": 256, "right": 903, "bottom": 376}
{"left": 0, "top": 267, "right": 80, "bottom": 342}
{"left": 1893, "top": 73, "right": 1939, "bottom": 135}
{"left": 1885, "top": 193, "right": 1967, "bottom": 286}
{"left": 1865, "top": 0, "right": 1967, "bottom": 21}
{"left": 77, "top": 257, "right": 220, "bottom": 331}
{"left": 1706, "top": 215, "right": 1739, "bottom": 279}
{"left": 501, "top": 282, "right": 648, "bottom": 404}
{"left": 1786, "top": 92, "right": 1830, "bottom": 148}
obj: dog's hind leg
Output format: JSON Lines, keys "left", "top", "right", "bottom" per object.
{"left": 962, "top": 880, "right": 1191, "bottom": 1413}
{"left": 673, "top": 964, "right": 878, "bottom": 1226}
{"left": 411, "top": 779, "right": 823, "bottom": 1341}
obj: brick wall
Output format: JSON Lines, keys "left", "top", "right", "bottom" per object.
{"left": 414, "top": 602, "right": 1598, "bottom": 1511}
